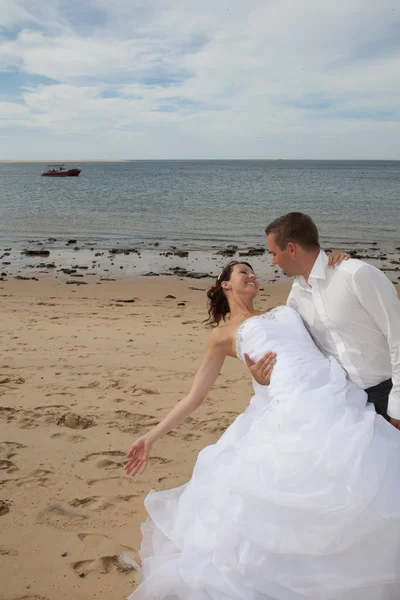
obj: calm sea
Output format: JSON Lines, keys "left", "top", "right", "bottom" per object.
{"left": 0, "top": 160, "right": 399, "bottom": 251}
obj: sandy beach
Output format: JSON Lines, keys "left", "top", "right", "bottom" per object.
{"left": 0, "top": 276, "right": 290, "bottom": 600}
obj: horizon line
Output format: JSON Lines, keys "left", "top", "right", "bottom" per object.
{"left": 1, "top": 158, "right": 400, "bottom": 163}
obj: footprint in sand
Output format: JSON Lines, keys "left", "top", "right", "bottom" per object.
{"left": 0, "top": 441, "right": 26, "bottom": 460}
{"left": 0, "top": 459, "right": 18, "bottom": 474}
{"left": 19, "top": 406, "right": 64, "bottom": 429}
{"left": 34, "top": 403, "right": 67, "bottom": 411}
{"left": 195, "top": 411, "right": 239, "bottom": 434}
{"left": 131, "top": 385, "right": 159, "bottom": 397}
{"left": 0, "top": 375, "right": 25, "bottom": 385}
{"left": 44, "top": 391, "right": 74, "bottom": 397}
{"left": 1, "top": 405, "right": 72, "bottom": 430}
{"left": 50, "top": 432, "right": 86, "bottom": 442}
{"left": 80, "top": 450, "right": 126, "bottom": 462}
{"left": 110, "top": 411, "right": 159, "bottom": 434}
{"left": 77, "top": 381, "right": 99, "bottom": 389}
{"left": 150, "top": 457, "right": 173, "bottom": 465}
{"left": 71, "top": 532, "right": 137, "bottom": 576}
{"left": 72, "top": 555, "right": 124, "bottom": 576}
{"left": 0, "top": 546, "right": 18, "bottom": 556}
{"left": 112, "top": 397, "right": 126, "bottom": 404}
{"left": 80, "top": 450, "right": 126, "bottom": 470}
{"left": 69, "top": 494, "right": 137, "bottom": 512}
{"left": 105, "top": 379, "right": 125, "bottom": 389}
{"left": 87, "top": 475, "right": 128, "bottom": 487}
{"left": 37, "top": 504, "right": 89, "bottom": 529}
{"left": 95, "top": 459, "right": 124, "bottom": 470}
{"left": 0, "top": 406, "right": 17, "bottom": 423}
{"left": 0, "top": 469, "right": 53, "bottom": 489}
{"left": 167, "top": 430, "right": 201, "bottom": 442}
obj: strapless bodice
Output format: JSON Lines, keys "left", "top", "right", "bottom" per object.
{"left": 236, "top": 306, "right": 331, "bottom": 397}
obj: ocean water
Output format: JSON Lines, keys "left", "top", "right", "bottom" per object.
{"left": 0, "top": 160, "right": 399, "bottom": 250}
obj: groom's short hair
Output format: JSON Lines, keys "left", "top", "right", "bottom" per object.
{"left": 265, "top": 212, "right": 320, "bottom": 250}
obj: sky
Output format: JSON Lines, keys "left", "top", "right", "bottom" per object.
{"left": 1, "top": 0, "right": 400, "bottom": 160}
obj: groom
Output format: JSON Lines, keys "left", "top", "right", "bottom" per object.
{"left": 246, "top": 212, "right": 400, "bottom": 429}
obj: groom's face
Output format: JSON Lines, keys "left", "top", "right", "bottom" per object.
{"left": 267, "top": 233, "right": 298, "bottom": 277}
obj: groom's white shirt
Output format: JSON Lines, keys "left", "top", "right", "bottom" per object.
{"left": 287, "top": 250, "right": 400, "bottom": 419}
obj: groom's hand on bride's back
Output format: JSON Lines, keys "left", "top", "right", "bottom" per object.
{"left": 244, "top": 352, "right": 276, "bottom": 386}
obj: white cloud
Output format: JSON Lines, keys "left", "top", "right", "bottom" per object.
{"left": 1, "top": 0, "right": 400, "bottom": 158}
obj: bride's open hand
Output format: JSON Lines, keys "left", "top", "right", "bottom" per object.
{"left": 124, "top": 436, "right": 154, "bottom": 478}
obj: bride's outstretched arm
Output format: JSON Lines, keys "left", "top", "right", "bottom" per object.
{"left": 124, "top": 332, "right": 227, "bottom": 477}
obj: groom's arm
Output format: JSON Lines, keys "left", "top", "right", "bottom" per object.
{"left": 352, "top": 264, "right": 400, "bottom": 425}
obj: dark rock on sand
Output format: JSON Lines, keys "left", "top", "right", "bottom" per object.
{"left": 23, "top": 250, "right": 51, "bottom": 257}
{"left": 216, "top": 248, "right": 236, "bottom": 257}
{"left": 109, "top": 248, "right": 140, "bottom": 256}
{"left": 65, "top": 280, "right": 88, "bottom": 285}
{"left": 60, "top": 268, "right": 77, "bottom": 275}
{"left": 348, "top": 250, "right": 363, "bottom": 259}
{"left": 238, "top": 247, "right": 266, "bottom": 257}
{"left": 170, "top": 267, "right": 188, "bottom": 275}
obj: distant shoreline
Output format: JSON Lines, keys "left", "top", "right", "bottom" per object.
{"left": 1, "top": 159, "right": 400, "bottom": 163}
{"left": 0, "top": 159, "right": 129, "bottom": 163}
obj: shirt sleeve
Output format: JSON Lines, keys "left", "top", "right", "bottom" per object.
{"left": 352, "top": 264, "right": 400, "bottom": 419}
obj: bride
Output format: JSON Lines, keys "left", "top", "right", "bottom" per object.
{"left": 124, "top": 260, "right": 400, "bottom": 600}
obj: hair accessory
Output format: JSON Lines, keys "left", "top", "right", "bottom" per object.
{"left": 217, "top": 261, "right": 240, "bottom": 282}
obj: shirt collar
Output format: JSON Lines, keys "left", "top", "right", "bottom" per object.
{"left": 308, "top": 249, "right": 328, "bottom": 281}
{"left": 293, "top": 250, "right": 328, "bottom": 289}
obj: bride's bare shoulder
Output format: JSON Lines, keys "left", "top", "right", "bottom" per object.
{"left": 208, "top": 321, "right": 237, "bottom": 347}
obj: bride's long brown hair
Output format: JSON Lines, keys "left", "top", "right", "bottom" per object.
{"left": 205, "top": 261, "right": 254, "bottom": 328}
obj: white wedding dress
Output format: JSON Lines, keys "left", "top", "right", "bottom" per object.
{"left": 128, "top": 306, "right": 400, "bottom": 600}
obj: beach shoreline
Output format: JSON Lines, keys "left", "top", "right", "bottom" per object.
{"left": 1, "top": 237, "right": 399, "bottom": 287}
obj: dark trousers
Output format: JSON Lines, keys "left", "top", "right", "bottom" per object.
{"left": 365, "top": 379, "right": 392, "bottom": 421}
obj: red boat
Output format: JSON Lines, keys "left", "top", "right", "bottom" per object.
{"left": 41, "top": 164, "right": 81, "bottom": 177}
